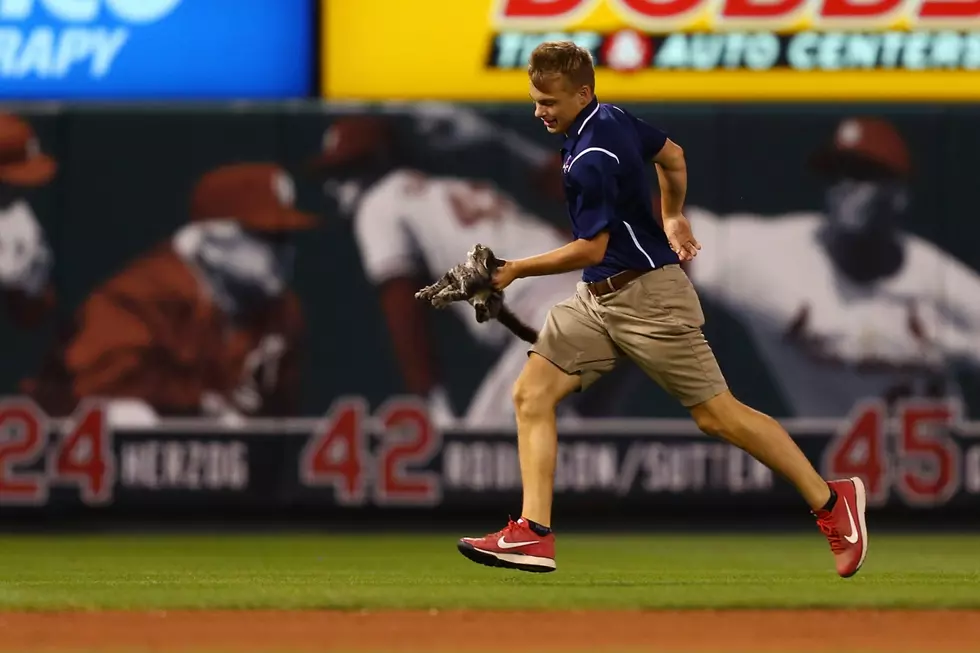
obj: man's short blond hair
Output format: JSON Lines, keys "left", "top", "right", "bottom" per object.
{"left": 527, "top": 41, "right": 595, "bottom": 92}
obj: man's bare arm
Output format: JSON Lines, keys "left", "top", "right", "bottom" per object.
{"left": 653, "top": 138, "right": 687, "bottom": 218}
{"left": 510, "top": 231, "right": 610, "bottom": 279}
{"left": 652, "top": 139, "right": 700, "bottom": 261}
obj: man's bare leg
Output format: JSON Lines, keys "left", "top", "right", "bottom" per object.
{"left": 456, "top": 353, "right": 583, "bottom": 573}
{"left": 511, "top": 353, "right": 582, "bottom": 527}
{"left": 689, "top": 390, "right": 831, "bottom": 510}
{"left": 689, "top": 389, "right": 872, "bottom": 578}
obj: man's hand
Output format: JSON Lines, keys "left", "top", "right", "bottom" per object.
{"left": 492, "top": 260, "right": 520, "bottom": 291}
{"left": 663, "top": 214, "right": 701, "bottom": 262}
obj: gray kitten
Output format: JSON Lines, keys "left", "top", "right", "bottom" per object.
{"left": 415, "top": 244, "right": 538, "bottom": 344}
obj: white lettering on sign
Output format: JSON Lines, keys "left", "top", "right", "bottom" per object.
{"left": 0, "top": 0, "right": 181, "bottom": 80}
{"left": 493, "top": 31, "right": 604, "bottom": 68}
{"left": 965, "top": 446, "right": 980, "bottom": 494}
{"left": 655, "top": 32, "right": 781, "bottom": 70}
{"left": 554, "top": 442, "right": 619, "bottom": 492}
{"left": 120, "top": 440, "right": 249, "bottom": 491}
{"left": 492, "top": 30, "right": 980, "bottom": 72}
{"left": 0, "top": 0, "right": 181, "bottom": 23}
{"left": 444, "top": 441, "right": 521, "bottom": 491}
{"left": 0, "top": 26, "right": 127, "bottom": 77}
{"left": 443, "top": 440, "right": 773, "bottom": 494}
{"left": 786, "top": 31, "right": 980, "bottom": 70}
{"left": 640, "top": 442, "right": 773, "bottom": 493}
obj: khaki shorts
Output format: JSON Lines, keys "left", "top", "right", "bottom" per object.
{"left": 529, "top": 264, "right": 728, "bottom": 408}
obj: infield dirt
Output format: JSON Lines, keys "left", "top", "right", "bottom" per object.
{"left": 2, "top": 609, "right": 979, "bottom": 652}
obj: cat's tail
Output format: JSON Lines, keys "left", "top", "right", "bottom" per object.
{"left": 496, "top": 305, "right": 539, "bottom": 344}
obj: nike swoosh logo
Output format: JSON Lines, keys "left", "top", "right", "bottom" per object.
{"left": 497, "top": 536, "right": 539, "bottom": 549}
{"left": 843, "top": 496, "right": 860, "bottom": 545}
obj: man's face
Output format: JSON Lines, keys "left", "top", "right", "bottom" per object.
{"left": 529, "top": 76, "right": 591, "bottom": 135}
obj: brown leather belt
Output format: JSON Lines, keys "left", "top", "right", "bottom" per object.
{"left": 586, "top": 269, "right": 650, "bottom": 297}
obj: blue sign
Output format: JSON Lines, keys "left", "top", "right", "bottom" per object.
{"left": 0, "top": 0, "right": 313, "bottom": 99}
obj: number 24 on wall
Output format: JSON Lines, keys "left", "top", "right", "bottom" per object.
{"left": 0, "top": 399, "right": 113, "bottom": 506}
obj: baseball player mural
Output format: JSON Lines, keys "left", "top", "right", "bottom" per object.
{"left": 21, "top": 163, "right": 313, "bottom": 426}
{"left": 0, "top": 113, "right": 56, "bottom": 330}
{"left": 685, "top": 117, "right": 980, "bottom": 418}
{"left": 309, "top": 111, "right": 620, "bottom": 429}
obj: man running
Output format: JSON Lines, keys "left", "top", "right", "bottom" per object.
{"left": 456, "top": 41, "right": 869, "bottom": 579}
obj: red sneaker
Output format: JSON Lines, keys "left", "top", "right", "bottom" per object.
{"left": 457, "top": 517, "right": 556, "bottom": 573}
{"left": 814, "top": 477, "right": 869, "bottom": 578}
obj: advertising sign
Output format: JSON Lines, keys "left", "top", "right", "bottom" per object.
{"left": 3, "top": 399, "right": 980, "bottom": 522}
{"left": 324, "top": 0, "right": 980, "bottom": 101}
{"left": 0, "top": 0, "right": 313, "bottom": 99}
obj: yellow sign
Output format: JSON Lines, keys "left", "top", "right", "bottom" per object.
{"left": 323, "top": 0, "right": 980, "bottom": 101}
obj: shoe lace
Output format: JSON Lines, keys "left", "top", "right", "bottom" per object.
{"left": 815, "top": 512, "right": 846, "bottom": 554}
{"left": 493, "top": 517, "right": 522, "bottom": 539}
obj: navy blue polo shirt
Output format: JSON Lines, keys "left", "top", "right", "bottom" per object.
{"left": 560, "top": 97, "right": 679, "bottom": 283}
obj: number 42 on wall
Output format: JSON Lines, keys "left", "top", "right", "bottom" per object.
{"left": 299, "top": 396, "right": 443, "bottom": 507}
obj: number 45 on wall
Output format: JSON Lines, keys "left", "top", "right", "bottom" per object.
{"left": 821, "top": 399, "right": 963, "bottom": 508}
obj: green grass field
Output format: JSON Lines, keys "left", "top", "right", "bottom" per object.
{"left": 0, "top": 533, "right": 978, "bottom": 611}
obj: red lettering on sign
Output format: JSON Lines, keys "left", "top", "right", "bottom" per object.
{"left": 499, "top": 0, "right": 589, "bottom": 18}
{"left": 0, "top": 401, "right": 118, "bottom": 506}
{"left": 822, "top": 0, "right": 902, "bottom": 16}
{"left": 619, "top": 0, "right": 702, "bottom": 17}
{"left": 919, "top": 0, "right": 980, "bottom": 17}
{"left": 497, "top": 0, "right": 980, "bottom": 26}
{"left": 895, "top": 401, "right": 961, "bottom": 506}
{"left": 375, "top": 398, "right": 442, "bottom": 506}
{"left": 300, "top": 397, "right": 368, "bottom": 506}
{"left": 51, "top": 404, "right": 113, "bottom": 506}
{"left": 0, "top": 400, "right": 47, "bottom": 505}
{"left": 822, "top": 401, "right": 889, "bottom": 507}
{"left": 722, "top": 0, "right": 804, "bottom": 17}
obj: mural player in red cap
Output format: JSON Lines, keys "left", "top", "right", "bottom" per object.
{"left": 0, "top": 113, "right": 57, "bottom": 329}
{"left": 309, "top": 113, "right": 586, "bottom": 429}
{"left": 685, "top": 117, "right": 980, "bottom": 418}
{"left": 22, "top": 163, "right": 315, "bottom": 426}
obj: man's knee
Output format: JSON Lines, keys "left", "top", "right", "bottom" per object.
{"left": 512, "top": 354, "right": 579, "bottom": 421}
{"left": 512, "top": 377, "right": 553, "bottom": 421}
{"left": 689, "top": 390, "right": 745, "bottom": 437}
